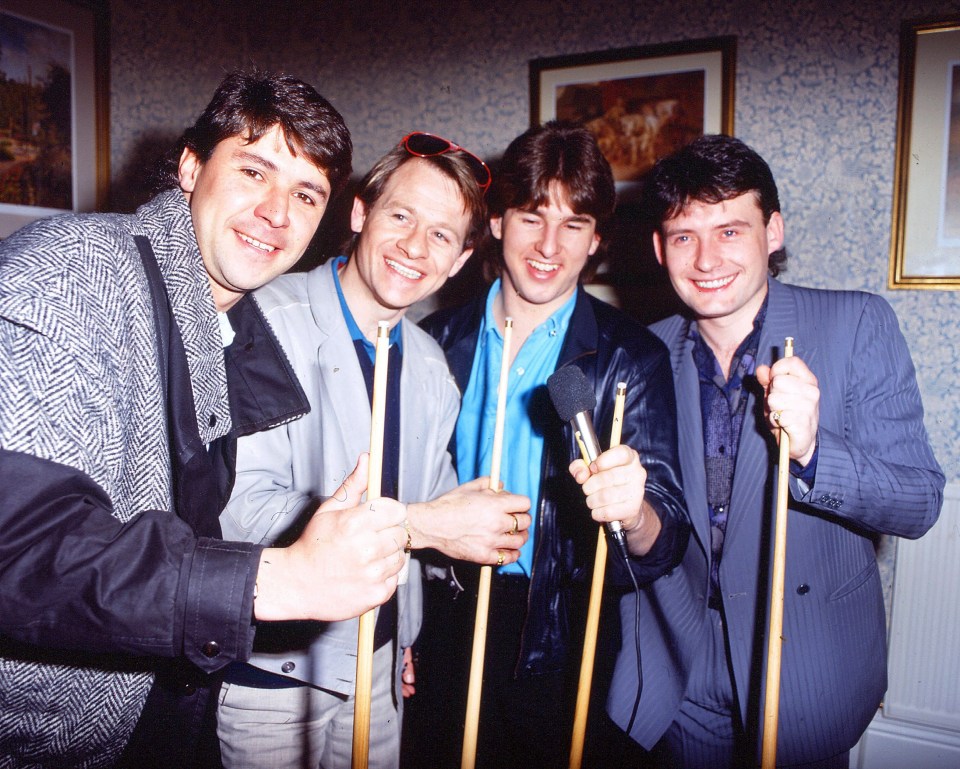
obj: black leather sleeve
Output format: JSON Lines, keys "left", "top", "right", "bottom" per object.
{"left": 607, "top": 342, "right": 690, "bottom": 586}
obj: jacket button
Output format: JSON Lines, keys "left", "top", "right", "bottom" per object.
{"left": 796, "top": 584, "right": 810, "bottom": 595}
{"left": 201, "top": 641, "right": 221, "bottom": 658}
{"left": 281, "top": 661, "right": 296, "bottom": 674}
{"left": 182, "top": 682, "right": 197, "bottom": 696}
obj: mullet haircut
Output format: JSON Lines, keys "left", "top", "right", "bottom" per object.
{"left": 484, "top": 120, "right": 616, "bottom": 278}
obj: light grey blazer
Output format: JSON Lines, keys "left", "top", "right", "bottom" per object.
{"left": 608, "top": 278, "right": 944, "bottom": 764}
{"left": 221, "top": 259, "right": 460, "bottom": 697}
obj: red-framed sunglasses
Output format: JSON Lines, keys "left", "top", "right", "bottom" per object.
{"left": 401, "top": 132, "right": 492, "bottom": 193}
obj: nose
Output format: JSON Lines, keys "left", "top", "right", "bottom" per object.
{"left": 255, "top": 187, "right": 290, "bottom": 228}
{"left": 537, "top": 223, "right": 560, "bottom": 259}
{"left": 693, "top": 240, "right": 721, "bottom": 272}
{"left": 399, "top": 225, "right": 428, "bottom": 260}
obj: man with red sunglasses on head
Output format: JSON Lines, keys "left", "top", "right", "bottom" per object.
{"left": 412, "top": 121, "right": 688, "bottom": 769}
{"left": 216, "top": 134, "right": 531, "bottom": 769}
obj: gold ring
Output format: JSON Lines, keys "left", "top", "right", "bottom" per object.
{"left": 772, "top": 410, "right": 782, "bottom": 425}
{"left": 507, "top": 514, "right": 519, "bottom": 535}
{"left": 496, "top": 550, "right": 505, "bottom": 567}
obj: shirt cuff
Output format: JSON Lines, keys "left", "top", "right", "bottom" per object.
{"left": 790, "top": 438, "right": 819, "bottom": 487}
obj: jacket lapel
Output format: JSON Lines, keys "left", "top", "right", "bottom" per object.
{"left": 307, "top": 263, "right": 373, "bottom": 465}
{"left": 725, "top": 279, "right": 798, "bottom": 556}
{"left": 668, "top": 321, "right": 711, "bottom": 560}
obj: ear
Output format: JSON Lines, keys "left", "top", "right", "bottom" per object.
{"left": 652, "top": 231, "right": 665, "bottom": 267}
{"left": 178, "top": 147, "right": 201, "bottom": 195}
{"left": 489, "top": 216, "right": 503, "bottom": 241}
{"left": 350, "top": 196, "right": 368, "bottom": 235}
{"left": 766, "top": 211, "right": 785, "bottom": 254}
{"left": 587, "top": 231, "right": 601, "bottom": 256}
{"left": 447, "top": 248, "right": 474, "bottom": 279}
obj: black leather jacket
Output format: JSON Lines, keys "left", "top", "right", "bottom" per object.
{"left": 421, "top": 287, "right": 688, "bottom": 677}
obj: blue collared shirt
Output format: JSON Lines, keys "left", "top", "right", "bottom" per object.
{"left": 455, "top": 280, "right": 575, "bottom": 576}
{"left": 331, "top": 255, "right": 403, "bottom": 360}
{"left": 331, "top": 255, "right": 402, "bottom": 645}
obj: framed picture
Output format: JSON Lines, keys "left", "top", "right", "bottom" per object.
{"left": 0, "top": 0, "right": 109, "bottom": 238}
{"left": 889, "top": 16, "right": 960, "bottom": 289}
{"left": 530, "top": 37, "right": 736, "bottom": 189}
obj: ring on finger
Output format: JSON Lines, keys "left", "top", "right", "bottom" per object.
{"left": 496, "top": 550, "right": 505, "bottom": 567}
{"left": 506, "top": 514, "right": 519, "bottom": 535}
{"left": 771, "top": 410, "right": 782, "bottom": 425}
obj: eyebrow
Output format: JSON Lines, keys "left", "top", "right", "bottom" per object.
{"left": 664, "top": 218, "right": 753, "bottom": 236}
{"left": 527, "top": 208, "right": 595, "bottom": 225}
{"left": 233, "top": 149, "right": 330, "bottom": 199}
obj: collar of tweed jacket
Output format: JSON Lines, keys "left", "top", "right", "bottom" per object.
{"left": 138, "top": 190, "right": 232, "bottom": 445}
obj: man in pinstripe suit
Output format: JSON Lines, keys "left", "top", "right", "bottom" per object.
{"left": 606, "top": 135, "right": 944, "bottom": 768}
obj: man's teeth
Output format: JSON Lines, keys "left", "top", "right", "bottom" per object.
{"left": 695, "top": 275, "right": 734, "bottom": 289}
{"left": 528, "top": 260, "right": 559, "bottom": 272}
{"left": 239, "top": 233, "right": 275, "bottom": 252}
{"left": 386, "top": 258, "right": 422, "bottom": 280}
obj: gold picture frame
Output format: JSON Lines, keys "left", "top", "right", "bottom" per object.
{"left": 889, "top": 16, "right": 960, "bottom": 290}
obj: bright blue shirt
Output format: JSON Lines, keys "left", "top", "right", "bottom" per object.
{"left": 455, "top": 280, "right": 575, "bottom": 576}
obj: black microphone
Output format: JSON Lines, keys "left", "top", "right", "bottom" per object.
{"left": 547, "top": 365, "right": 629, "bottom": 559}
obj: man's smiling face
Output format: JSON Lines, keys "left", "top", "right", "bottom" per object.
{"left": 342, "top": 158, "right": 473, "bottom": 320}
{"left": 178, "top": 123, "right": 331, "bottom": 311}
{"left": 654, "top": 191, "right": 783, "bottom": 338}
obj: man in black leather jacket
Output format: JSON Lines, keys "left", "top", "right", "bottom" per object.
{"left": 408, "top": 122, "right": 688, "bottom": 769}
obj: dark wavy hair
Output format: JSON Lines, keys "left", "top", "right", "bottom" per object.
{"left": 484, "top": 120, "right": 616, "bottom": 279}
{"left": 643, "top": 134, "right": 787, "bottom": 276}
{"left": 158, "top": 69, "right": 352, "bottom": 196}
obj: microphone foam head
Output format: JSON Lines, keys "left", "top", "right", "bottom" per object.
{"left": 547, "top": 365, "right": 596, "bottom": 422}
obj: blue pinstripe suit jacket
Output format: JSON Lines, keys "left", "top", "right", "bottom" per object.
{"left": 607, "top": 278, "right": 944, "bottom": 764}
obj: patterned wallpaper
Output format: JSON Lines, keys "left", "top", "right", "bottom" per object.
{"left": 110, "top": 0, "right": 960, "bottom": 488}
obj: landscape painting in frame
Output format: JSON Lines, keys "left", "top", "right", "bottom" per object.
{"left": 0, "top": 9, "right": 74, "bottom": 215}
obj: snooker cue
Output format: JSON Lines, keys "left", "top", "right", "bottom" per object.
{"left": 352, "top": 321, "right": 390, "bottom": 769}
{"left": 568, "top": 382, "right": 627, "bottom": 769}
{"left": 761, "top": 336, "right": 795, "bottom": 769}
{"left": 461, "top": 317, "right": 513, "bottom": 769}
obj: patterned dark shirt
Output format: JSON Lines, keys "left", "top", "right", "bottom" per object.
{"left": 690, "top": 298, "right": 767, "bottom": 606}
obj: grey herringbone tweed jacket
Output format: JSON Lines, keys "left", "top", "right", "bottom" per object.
{"left": 0, "top": 191, "right": 236, "bottom": 767}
